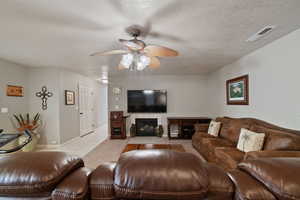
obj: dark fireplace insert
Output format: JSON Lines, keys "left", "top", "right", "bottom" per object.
{"left": 135, "top": 118, "right": 158, "bottom": 136}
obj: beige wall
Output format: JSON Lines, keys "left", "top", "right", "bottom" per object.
{"left": 108, "top": 75, "right": 211, "bottom": 135}
{"left": 0, "top": 64, "right": 108, "bottom": 145}
{"left": 208, "top": 29, "right": 300, "bottom": 130}
{"left": 59, "top": 70, "right": 108, "bottom": 144}
{"left": 0, "top": 60, "right": 29, "bottom": 132}
{"left": 28, "top": 68, "right": 61, "bottom": 145}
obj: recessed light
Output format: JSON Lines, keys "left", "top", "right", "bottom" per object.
{"left": 246, "top": 25, "right": 276, "bottom": 42}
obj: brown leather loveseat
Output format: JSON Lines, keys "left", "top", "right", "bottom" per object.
{"left": 192, "top": 117, "right": 300, "bottom": 170}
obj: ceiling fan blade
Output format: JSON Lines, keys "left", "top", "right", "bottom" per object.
{"left": 90, "top": 49, "right": 128, "bottom": 56}
{"left": 149, "top": 57, "right": 160, "bottom": 69}
{"left": 144, "top": 45, "right": 179, "bottom": 57}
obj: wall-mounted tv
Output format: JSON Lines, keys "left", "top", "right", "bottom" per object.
{"left": 127, "top": 90, "right": 167, "bottom": 113}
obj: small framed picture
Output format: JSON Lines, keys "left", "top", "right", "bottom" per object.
{"left": 65, "top": 90, "right": 75, "bottom": 105}
{"left": 226, "top": 75, "right": 249, "bottom": 105}
{"left": 7, "top": 85, "right": 24, "bottom": 97}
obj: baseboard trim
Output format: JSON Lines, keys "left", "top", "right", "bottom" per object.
{"left": 37, "top": 144, "right": 60, "bottom": 149}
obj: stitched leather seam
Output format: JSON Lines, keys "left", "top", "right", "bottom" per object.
{"left": 114, "top": 184, "right": 208, "bottom": 196}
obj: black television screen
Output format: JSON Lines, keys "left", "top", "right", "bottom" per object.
{"left": 127, "top": 90, "right": 167, "bottom": 113}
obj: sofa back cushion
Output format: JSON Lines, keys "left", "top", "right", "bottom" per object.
{"left": 216, "top": 117, "right": 251, "bottom": 144}
{"left": 238, "top": 158, "right": 300, "bottom": 200}
{"left": 251, "top": 125, "right": 300, "bottom": 151}
{"left": 114, "top": 150, "right": 209, "bottom": 200}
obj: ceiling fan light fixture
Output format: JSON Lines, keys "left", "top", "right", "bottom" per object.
{"left": 120, "top": 53, "right": 133, "bottom": 68}
{"left": 137, "top": 55, "right": 151, "bottom": 71}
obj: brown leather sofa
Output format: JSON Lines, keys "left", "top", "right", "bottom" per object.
{"left": 1, "top": 150, "right": 300, "bottom": 200}
{"left": 192, "top": 117, "right": 300, "bottom": 170}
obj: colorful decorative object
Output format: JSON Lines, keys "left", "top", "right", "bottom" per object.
{"left": 65, "top": 90, "right": 75, "bottom": 105}
{"left": 13, "top": 113, "right": 42, "bottom": 152}
{"left": 36, "top": 86, "right": 53, "bottom": 110}
{"left": 13, "top": 113, "right": 41, "bottom": 132}
{"left": 6, "top": 85, "right": 24, "bottom": 97}
{"left": 226, "top": 75, "right": 249, "bottom": 105}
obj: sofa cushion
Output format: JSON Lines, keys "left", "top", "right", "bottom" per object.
{"left": 201, "top": 138, "right": 235, "bottom": 149}
{"left": 252, "top": 126, "right": 300, "bottom": 151}
{"left": 0, "top": 152, "right": 84, "bottom": 196}
{"left": 218, "top": 118, "right": 251, "bottom": 144}
{"left": 193, "top": 132, "right": 215, "bottom": 142}
{"left": 199, "top": 138, "right": 235, "bottom": 162}
{"left": 239, "top": 158, "right": 300, "bottom": 200}
{"left": 114, "top": 150, "right": 209, "bottom": 200}
{"left": 215, "top": 147, "right": 245, "bottom": 170}
{"left": 237, "top": 128, "right": 265, "bottom": 152}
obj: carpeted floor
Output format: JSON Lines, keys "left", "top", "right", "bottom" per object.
{"left": 83, "top": 136, "right": 205, "bottom": 169}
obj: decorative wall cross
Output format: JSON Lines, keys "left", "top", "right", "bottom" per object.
{"left": 36, "top": 86, "right": 53, "bottom": 110}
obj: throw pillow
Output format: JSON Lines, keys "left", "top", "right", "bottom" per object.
{"left": 237, "top": 128, "right": 265, "bottom": 152}
{"left": 207, "top": 121, "right": 221, "bottom": 137}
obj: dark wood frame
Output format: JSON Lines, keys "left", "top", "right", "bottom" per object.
{"left": 226, "top": 75, "right": 249, "bottom": 105}
{"left": 6, "top": 85, "right": 24, "bottom": 97}
{"left": 65, "top": 90, "right": 75, "bottom": 105}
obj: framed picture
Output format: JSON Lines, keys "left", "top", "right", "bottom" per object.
{"left": 65, "top": 90, "right": 75, "bottom": 105}
{"left": 226, "top": 75, "right": 249, "bottom": 105}
{"left": 7, "top": 85, "right": 24, "bottom": 97}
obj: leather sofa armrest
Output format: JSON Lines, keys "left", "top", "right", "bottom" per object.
{"left": 244, "top": 150, "right": 300, "bottom": 160}
{"left": 52, "top": 167, "right": 92, "bottom": 200}
{"left": 204, "top": 163, "right": 234, "bottom": 200}
{"left": 228, "top": 170, "right": 276, "bottom": 200}
{"left": 90, "top": 162, "right": 116, "bottom": 200}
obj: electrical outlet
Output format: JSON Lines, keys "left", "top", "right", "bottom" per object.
{"left": 1, "top": 108, "right": 8, "bottom": 113}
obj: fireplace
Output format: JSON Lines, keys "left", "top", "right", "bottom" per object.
{"left": 135, "top": 118, "right": 158, "bottom": 136}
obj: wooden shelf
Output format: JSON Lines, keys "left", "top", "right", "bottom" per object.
{"left": 167, "top": 117, "right": 211, "bottom": 139}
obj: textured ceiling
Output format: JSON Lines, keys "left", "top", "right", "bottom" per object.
{"left": 0, "top": 0, "right": 300, "bottom": 77}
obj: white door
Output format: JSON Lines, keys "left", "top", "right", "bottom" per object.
{"left": 79, "top": 85, "right": 94, "bottom": 136}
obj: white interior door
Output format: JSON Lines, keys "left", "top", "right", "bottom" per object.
{"left": 79, "top": 85, "right": 94, "bottom": 136}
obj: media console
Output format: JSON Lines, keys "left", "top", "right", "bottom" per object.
{"left": 167, "top": 117, "right": 211, "bottom": 139}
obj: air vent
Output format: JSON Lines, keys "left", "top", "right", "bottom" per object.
{"left": 246, "top": 25, "right": 276, "bottom": 42}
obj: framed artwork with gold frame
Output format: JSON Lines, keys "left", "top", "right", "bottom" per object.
{"left": 6, "top": 85, "right": 24, "bottom": 97}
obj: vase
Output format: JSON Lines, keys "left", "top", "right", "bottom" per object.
{"left": 18, "top": 133, "right": 39, "bottom": 152}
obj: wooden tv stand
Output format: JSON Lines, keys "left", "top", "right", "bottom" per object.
{"left": 167, "top": 117, "right": 211, "bottom": 139}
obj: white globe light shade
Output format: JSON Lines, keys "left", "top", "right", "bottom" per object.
{"left": 120, "top": 54, "right": 133, "bottom": 68}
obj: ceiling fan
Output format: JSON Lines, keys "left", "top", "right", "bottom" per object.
{"left": 90, "top": 25, "right": 179, "bottom": 71}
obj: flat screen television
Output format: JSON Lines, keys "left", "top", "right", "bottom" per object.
{"left": 127, "top": 90, "right": 167, "bottom": 113}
